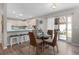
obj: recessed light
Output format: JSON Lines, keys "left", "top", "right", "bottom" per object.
{"left": 48, "top": 3, "right": 56, "bottom": 9}
{"left": 19, "top": 14, "right": 23, "bottom": 16}
{"left": 52, "top": 4, "right": 56, "bottom": 8}
{"left": 13, "top": 11, "right": 16, "bottom": 14}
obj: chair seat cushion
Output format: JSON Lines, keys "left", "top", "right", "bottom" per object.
{"left": 44, "top": 39, "right": 53, "bottom": 42}
{"left": 36, "top": 39, "right": 43, "bottom": 44}
{"left": 44, "top": 41, "right": 53, "bottom": 47}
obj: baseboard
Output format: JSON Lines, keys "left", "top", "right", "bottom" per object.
{"left": 59, "top": 39, "right": 79, "bottom": 47}
{"left": 69, "top": 42, "right": 79, "bottom": 47}
{"left": 58, "top": 39, "right": 68, "bottom": 42}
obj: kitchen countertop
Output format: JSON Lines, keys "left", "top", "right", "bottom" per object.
{"left": 7, "top": 29, "right": 33, "bottom": 32}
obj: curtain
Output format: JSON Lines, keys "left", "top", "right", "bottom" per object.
{"left": 54, "top": 18, "right": 59, "bottom": 31}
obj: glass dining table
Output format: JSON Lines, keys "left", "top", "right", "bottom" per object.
{"left": 37, "top": 33, "right": 51, "bottom": 51}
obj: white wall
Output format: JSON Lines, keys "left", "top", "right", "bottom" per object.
{"left": 0, "top": 4, "right": 3, "bottom": 15}
{"left": 0, "top": 15, "right": 2, "bottom": 43}
{"left": 0, "top": 4, "right": 3, "bottom": 43}
{"left": 36, "top": 17, "right": 48, "bottom": 33}
{"left": 1, "top": 4, "right": 8, "bottom": 49}
{"left": 72, "top": 8, "right": 79, "bottom": 44}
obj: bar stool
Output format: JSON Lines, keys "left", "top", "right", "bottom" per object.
{"left": 9, "top": 35, "right": 19, "bottom": 47}
{"left": 19, "top": 34, "right": 27, "bottom": 44}
{"left": 22, "top": 34, "right": 27, "bottom": 41}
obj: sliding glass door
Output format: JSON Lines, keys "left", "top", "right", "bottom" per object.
{"left": 59, "top": 16, "right": 67, "bottom": 40}
{"left": 58, "top": 16, "right": 72, "bottom": 42}
{"left": 67, "top": 16, "right": 72, "bottom": 42}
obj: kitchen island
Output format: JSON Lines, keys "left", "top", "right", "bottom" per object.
{"left": 7, "top": 29, "right": 32, "bottom": 46}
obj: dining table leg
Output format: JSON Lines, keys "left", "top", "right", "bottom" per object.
{"left": 42, "top": 37, "right": 45, "bottom": 53}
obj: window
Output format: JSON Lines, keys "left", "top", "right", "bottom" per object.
{"left": 47, "top": 17, "right": 54, "bottom": 30}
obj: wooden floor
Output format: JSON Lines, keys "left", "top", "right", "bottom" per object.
{"left": 0, "top": 40, "right": 79, "bottom": 55}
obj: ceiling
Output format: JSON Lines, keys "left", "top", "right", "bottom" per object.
{"left": 7, "top": 3, "right": 79, "bottom": 20}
